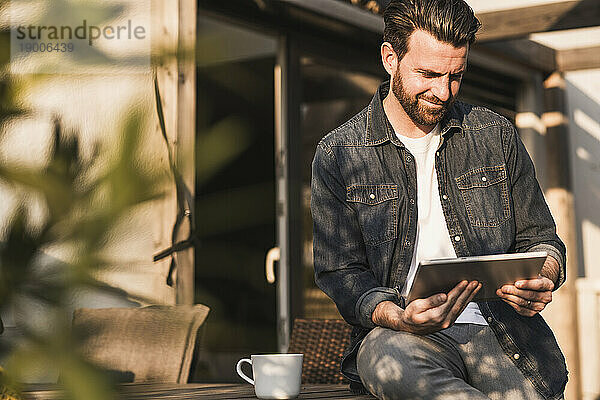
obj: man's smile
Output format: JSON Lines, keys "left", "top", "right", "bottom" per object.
{"left": 419, "top": 96, "right": 445, "bottom": 107}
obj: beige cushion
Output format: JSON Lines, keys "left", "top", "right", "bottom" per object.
{"left": 72, "top": 305, "right": 209, "bottom": 383}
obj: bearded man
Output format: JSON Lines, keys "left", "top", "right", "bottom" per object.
{"left": 310, "top": 0, "right": 567, "bottom": 399}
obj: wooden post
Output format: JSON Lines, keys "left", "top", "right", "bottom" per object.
{"left": 541, "top": 71, "right": 581, "bottom": 400}
{"left": 174, "top": 0, "right": 197, "bottom": 305}
{"left": 153, "top": 0, "right": 196, "bottom": 305}
{"left": 153, "top": 0, "right": 179, "bottom": 305}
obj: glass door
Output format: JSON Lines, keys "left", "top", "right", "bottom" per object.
{"left": 296, "top": 47, "right": 385, "bottom": 320}
{"left": 194, "top": 16, "right": 278, "bottom": 382}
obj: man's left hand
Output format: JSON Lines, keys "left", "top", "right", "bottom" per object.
{"left": 496, "top": 256, "right": 559, "bottom": 317}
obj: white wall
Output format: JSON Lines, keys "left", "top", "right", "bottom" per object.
{"left": 0, "top": 0, "right": 179, "bottom": 329}
{"left": 565, "top": 69, "right": 600, "bottom": 400}
{"left": 565, "top": 69, "right": 600, "bottom": 280}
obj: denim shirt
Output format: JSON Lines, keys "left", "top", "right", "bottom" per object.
{"left": 311, "top": 81, "right": 567, "bottom": 400}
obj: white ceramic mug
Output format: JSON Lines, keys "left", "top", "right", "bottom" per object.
{"left": 236, "top": 353, "right": 303, "bottom": 399}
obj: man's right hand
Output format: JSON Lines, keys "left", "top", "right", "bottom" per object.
{"left": 372, "top": 280, "right": 481, "bottom": 335}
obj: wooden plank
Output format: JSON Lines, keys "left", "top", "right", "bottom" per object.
{"left": 120, "top": 384, "right": 257, "bottom": 399}
{"left": 557, "top": 45, "right": 600, "bottom": 71}
{"left": 477, "top": 0, "right": 600, "bottom": 42}
{"left": 481, "top": 41, "right": 600, "bottom": 74}
{"left": 24, "top": 384, "right": 374, "bottom": 399}
{"left": 478, "top": 40, "right": 557, "bottom": 73}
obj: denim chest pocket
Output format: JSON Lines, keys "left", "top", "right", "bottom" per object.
{"left": 455, "top": 165, "right": 511, "bottom": 228}
{"left": 346, "top": 184, "right": 398, "bottom": 245}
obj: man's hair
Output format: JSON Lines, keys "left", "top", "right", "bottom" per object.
{"left": 383, "top": 0, "right": 481, "bottom": 60}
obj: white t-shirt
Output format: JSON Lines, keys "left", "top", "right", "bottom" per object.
{"left": 396, "top": 125, "right": 487, "bottom": 325}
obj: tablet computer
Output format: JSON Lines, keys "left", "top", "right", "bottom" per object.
{"left": 406, "top": 252, "right": 547, "bottom": 304}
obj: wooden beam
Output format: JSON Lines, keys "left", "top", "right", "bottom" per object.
{"left": 279, "top": 0, "right": 384, "bottom": 33}
{"left": 477, "top": 0, "right": 600, "bottom": 42}
{"left": 557, "top": 45, "right": 600, "bottom": 71}
{"left": 479, "top": 40, "right": 600, "bottom": 73}
{"left": 542, "top": 72, "right": 582, "bottom": 400}
{"left": 478, "top": 39, "right": 557, "bottom": 73}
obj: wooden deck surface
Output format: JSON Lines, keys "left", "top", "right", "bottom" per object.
{"left": 23, "top": 383, "right": 375, "bottom": 399}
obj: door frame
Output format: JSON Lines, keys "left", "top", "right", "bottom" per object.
{"left": 274, "top": 33, "right": 385, "bottom": 351}
{"left": 274, "top": 35, "right": 303, "bottom": 352}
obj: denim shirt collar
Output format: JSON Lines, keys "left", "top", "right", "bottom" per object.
{"left": 365, "top": 81, "right": 464, "bottom": 147}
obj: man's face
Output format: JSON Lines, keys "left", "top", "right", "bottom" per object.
{"left": 391, "top": 30, "right": 468, "bottom": 127}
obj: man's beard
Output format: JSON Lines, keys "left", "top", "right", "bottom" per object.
{"left": 391, "top": 73, "right": 455, "bottom": 127}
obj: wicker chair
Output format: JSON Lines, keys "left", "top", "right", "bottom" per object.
{"left": 288, "top": 318, "right": 353, "bottom": 384}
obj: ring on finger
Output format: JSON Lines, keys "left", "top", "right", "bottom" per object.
{"left": 526, "top": 300, "right": 532, "bottom": 308}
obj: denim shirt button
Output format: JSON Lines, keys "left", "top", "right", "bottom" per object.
{"left": 369, "top": 193, "right": 375, "bottom": 200}
{"left": 454, "top": 235, "right": 461, "bottom": 242}
{"left": 513, "top": 353, "right": 520, "bottom": 360}
{"left": 487, "top": 317, "right": 493, "bottom": 323}
{"left": 405, "top": 240, "right": 410, "bottom": 246}
{"left": 482, "top": 176, "right": 487, "bottom": 182}
{"left": 442, "top": 194, "right": 448, "bottom": 200}
{"left": 406, "top": 156, "right": 412, "bottom": 162}
{"left": 410, "top": 198, "right": 415, "bottom": 205}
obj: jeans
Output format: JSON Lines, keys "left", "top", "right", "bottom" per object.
{"left": 356, "top": 324, "right": 560, "bottom": 400}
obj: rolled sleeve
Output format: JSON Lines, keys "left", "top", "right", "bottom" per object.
{"left": 355, "top": 287, "right": 402, "bottom": 328}
{"left": 527, "top": 243, "right": 566, "bottom": 289}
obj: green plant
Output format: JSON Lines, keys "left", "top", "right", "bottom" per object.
{"left": 0, "top": 1, "right": 166, "bottom": 398}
